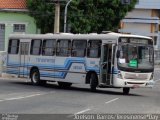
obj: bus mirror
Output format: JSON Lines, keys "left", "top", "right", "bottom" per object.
{"left": 116, "top": 50, "right": 120, "bottom": 58}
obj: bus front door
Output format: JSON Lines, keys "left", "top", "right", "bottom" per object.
{"left": 100, "top": 44, "right": 114, "bottom": 86}
{"left": 19, "top": 42, "right": 29, "bottom": 77}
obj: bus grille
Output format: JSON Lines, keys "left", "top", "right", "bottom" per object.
{"left": 124, "top": 73, "right": 148, "bottom": 80}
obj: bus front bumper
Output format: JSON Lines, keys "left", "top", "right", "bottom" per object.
{"left": 114, "top": 79, "right": 155, "bottom": 88}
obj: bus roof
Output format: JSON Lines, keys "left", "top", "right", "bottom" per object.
{"left": 9, "top": 32, "right": 152, "bottom": 41}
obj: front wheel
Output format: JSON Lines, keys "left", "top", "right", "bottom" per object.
{"left": 123, "top": 88, "right": 130, "bottom": 95}
{"left": 31, "top": 69, "right": 46, "bottom": 85}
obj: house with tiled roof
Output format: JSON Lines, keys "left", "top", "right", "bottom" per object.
{"left": 0, "top": 0, "right": 27, "bottom": 9}
{"left": 0, "top": 0, "right": 38, "bottom": 51}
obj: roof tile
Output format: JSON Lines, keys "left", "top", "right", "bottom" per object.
{"left": 0, "top": 0, "right": 27, "bottom": 9}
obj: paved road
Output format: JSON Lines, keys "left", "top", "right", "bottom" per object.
{"left": 0, "top": 70, "right": 159, "bottom": 115}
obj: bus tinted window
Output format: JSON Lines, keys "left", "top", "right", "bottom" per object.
{"left": 30, "top": 39, "right": 42, "bottom": 55}
{"left": 56, "top": 39, "right": 71, "bottom": 56}
{"left": 42, "top": 39, "right": 56, "bottom": 56}
{"left": 8, "top": 39, "right": 19, "bottom": 54}
{"left": 87, "top": 40, "right": 101, "bottom": 58}
{"left": 72, "top": 40, "right": 87, "bottom": 57}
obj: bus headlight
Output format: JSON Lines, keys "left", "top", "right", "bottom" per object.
{"left": 117, "top": 73, "right": 123, "bottom": 79}
{"left": 150, "top": 73, "right": 153, "bottom": 80}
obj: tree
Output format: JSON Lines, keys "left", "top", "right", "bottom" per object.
{"left": 27, "top": 0, "right": 55, "bottom": 33}
{"left": 27, "top": 0, "right": 137, "bottom": 34}
{"left": 68, "top": 0, "right": 137, "bottom": 33}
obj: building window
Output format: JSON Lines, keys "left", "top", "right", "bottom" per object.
{"left": 42, "top": 39, "right": 56, "bottom": 56}
{"left": 13, "top": 24, "right": 25, "bottom": 32}
{"left": 87, "top": 40, "right": 101, "bottom": 58}
{"left": 56, "top": 39, "right": 71, "bottom": 56}
{"left": 30, "top": 39, "right": 42, "bottom": 55}
{"left": 72, "top": 40, "right": 87, "bottom": 57}
{"left": 8, "top": 39, "right": 20, "bottom": 54}
{"left": 0, "top": 24, "right": 5, "bottom": 30}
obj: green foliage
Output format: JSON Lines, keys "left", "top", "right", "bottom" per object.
{"left": 27, "top": 0, "right": 55, "bottom": 33}
{"left": 68, "top": 0, "right": 137, "bottom": 33}
{"left": 27, "top": 0, "right": 137, "bottom": 33}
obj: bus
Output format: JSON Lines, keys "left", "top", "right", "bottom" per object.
{"left": 6, "top": 32, "right": 155, "bottom": 94}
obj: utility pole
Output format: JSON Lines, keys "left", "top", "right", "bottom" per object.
{"left": 64, "top": 0, "right": 72, "bottom": 33}
{"left": 54, "top": 1, "right": 60, "bottom": 33}
{"left": 47, "top": 0, "right": 61, "bottom": 33}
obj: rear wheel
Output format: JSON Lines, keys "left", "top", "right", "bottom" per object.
{"left": 30, "top": 69, "right": 46, "bottom": 85}
{"left": 90, "top": 73, "right": 98, "bottom": 92}
{"left": 123, "top": 88, "right": 130, "bottom": 95}
{"left": 58, "top": 82, "right": 72, "bottom": 88}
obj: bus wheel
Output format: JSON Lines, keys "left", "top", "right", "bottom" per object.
{"left": 123, "top": 88, "right": 130, "bottom": 95}
{"left": 90, "top": 73, "right": 98, "bottom": 92}
{"left": 31, "top": 69, "right": 46, "bottom": 85}
{"left": 58, "top": 82, "right": 72, "bottom": 88}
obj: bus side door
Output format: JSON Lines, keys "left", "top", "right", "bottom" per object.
{"left": 100, "top": 44, "right": 115, "bottom": 85}
{"left": 19, "top": 42, "right": 30, "bottom": 77}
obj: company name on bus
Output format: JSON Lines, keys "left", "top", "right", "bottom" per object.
{"left": 36, "top": 58, "right": 55, "bottom": 63}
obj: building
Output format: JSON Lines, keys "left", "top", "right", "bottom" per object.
{"left": 0, "top": 0, "right": 38, "bottom": 51}
{"left": 119, "top": 0, "right": 160, "bottom": 50}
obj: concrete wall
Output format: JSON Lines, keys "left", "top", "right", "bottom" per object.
{"left": 136, "top": 0, "right": 160, "bottom": 9}
{"left": 124, "top": 23, "right": 151, "bottom": 33}
{"left": 126, "top": 9, "right": 152, "bottom": 18}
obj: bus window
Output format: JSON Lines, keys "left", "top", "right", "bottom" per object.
{"left": 8, "top": 39, "right": 20, "bottom": 54}
{"left": 87, "top": 40, "right": 101, "bottom": 58}
{"left": 72, "top": 40, "right": 87, "bottom": 57}
{"left": 42, "top": 39, "right": 56, "bottom": 56}
{"left": 56, "top": 39, "right": 71, "bottom": 57}
{"left": 30, "top": 39, "right": 42, "bottom": 55}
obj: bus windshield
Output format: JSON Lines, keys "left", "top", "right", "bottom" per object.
{"left": 117, "top": 44, "right": 154, "bottom": 71}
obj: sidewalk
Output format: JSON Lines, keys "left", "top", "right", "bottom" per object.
{"left": 0, "top": 73, "right": 15, "bottom": 80}
{"left": 0, "top": 74, "right": 30, "bottom": 83}
{"left": 154, "top": 65, "right": 160, "bottom": 70}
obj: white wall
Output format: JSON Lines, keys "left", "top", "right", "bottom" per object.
{"left": 136, "top": 0, "right": 160, "bottom": 9}
{"left": 124, "top": 23, "right": 151, "bottom": 33}
{"left": 126, "top": 9, "right": 152, "bottom": 18}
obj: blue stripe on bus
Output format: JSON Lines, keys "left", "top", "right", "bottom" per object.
{"left": 6, "top": 69, "right": 83, "bottom": 79}
{"left": 8, "top": 58, "right": 99, "bottom": 70}
{"left": 6, "top": 68, "right": 118, "bottom": 79}
{"left": 6, "top": 58, "right": 119, "bottom": 78}
{"left": 6, "top": 70, "right": 29, "bottom": 75}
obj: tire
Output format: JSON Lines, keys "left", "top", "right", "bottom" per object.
{"left": 58, "top": 82, "right": 72, "bottom": 88}
{"left": 123, "top": 88, "right": 130, "bottom": 95}
{"left": 90, "top": 73, "right": 98, "bottom": 92}
{"left": 30, "top": 69, "right": 46, "bottom": 85}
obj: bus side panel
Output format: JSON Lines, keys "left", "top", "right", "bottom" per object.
{"left": 28, "top": 56, "right": 55, "bottom": 81}
{"left": 6, "top": 54, "right": 19, "bottom": 77}
{"left": 86, "top": 58, "right": 100, "bottom": 78}
{"left": 54, "top": 57, "right": 86, "bottom": 83}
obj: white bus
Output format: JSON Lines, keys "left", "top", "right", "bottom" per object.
{"left": 6, "top": 32, "right": 154, "bottom": 94}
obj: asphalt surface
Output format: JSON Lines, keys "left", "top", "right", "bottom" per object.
{"left": 0, "top": 70, "right": 159, "bottom": 116}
